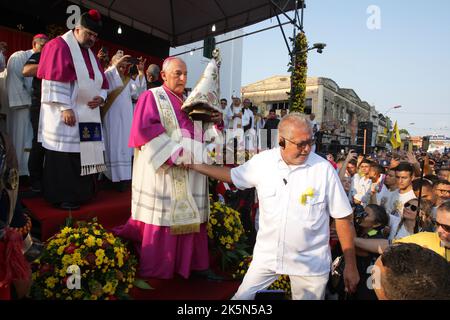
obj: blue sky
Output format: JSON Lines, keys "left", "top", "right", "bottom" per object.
{"left": 241, "top": 0, "right": 450, "bottom": 137}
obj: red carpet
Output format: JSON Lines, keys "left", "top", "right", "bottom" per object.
{"left": 21, "top": 189, "right": 132, "bottom": 241}
{"left": 130, "top": 276, "right": 240, "bottom": 300}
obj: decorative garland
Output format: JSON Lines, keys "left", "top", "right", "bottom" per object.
{"left": 10, "top": 213, "right": 32, "bottom": 237}
{"left": 288, "top": 32, "right": 308, "bottom": 113}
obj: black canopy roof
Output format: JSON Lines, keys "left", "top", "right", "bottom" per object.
{"left": 69, "top": 0, "right": 296, "bottom": 46}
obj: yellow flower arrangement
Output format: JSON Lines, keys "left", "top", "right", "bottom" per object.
{"left": 31, "top": 219, "right": 137, "bottom": 300}
{"left": 233, "top": 255, "right": 291, "bottom": 299}
{"left": 207, "top": 199, "right": 250, "bottom": 271}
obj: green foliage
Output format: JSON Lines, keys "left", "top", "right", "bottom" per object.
{"left": 133, "top": 279, "right": 153, "bottom": 290}
{"left": 208, "top": 199, "right": 250, "bottom": 271}
{"left": 288, "top": 32, "right": 308, "bottom": 113}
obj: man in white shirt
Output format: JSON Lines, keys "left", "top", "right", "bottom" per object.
{"left": 366, "top": 165, "right": 404, "bottom": 239}
{"left": 309, "top": 113, "right": 320, "bottom": 135}
{"left": 5, "top": 35, "right": 47, "bottom": 176}
{"left": 365, "top": 163, "right": 386, "bottom": 207}
{"left": 242, "top": 98, "right": 255, "bottom": 151}
{"left": 230, "top": 96, "right": 243, "bottom": 130}
{"left": 376, "top": 168, "right": 398, "bottom": 212}
{"left": 352, "top": 159, "right": 372, "bottom": 205}
{"left": 389, "top": 162, "right": 417, "bottom": 217}
{"left": 186, "top": 113, "right": 359, "bottom": 300}
{"left": 220, "top": 98, "right": 232, "bottom": 130}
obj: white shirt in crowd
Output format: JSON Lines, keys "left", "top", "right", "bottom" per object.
{"left": 352, "top": 174, "right": 372, "bottom": 204}
{"left": 231, "top": 105, "right": 242, "bottom": 130}
{"left": 131, "top": 75, "right": 147, "bottom": 107}
{"left": 311, "top": 119, "right": 320, "bottom": 134}
{"left": 222, "top": 104, "right": 233, "bottom": 130}
{"left": 388, "top": 189, "right": 416, "bottom": 217}
{"left": 360, "top": 174, "right": 385, "bottom": 206}
{"left": 230, "top": 148, "right": 352, "bottom": 276}
{"left": 241, "top": 107, "right": 254, "bottom": 129}
{"left": 376, "top": 186, "right": 397, "bottom": 214}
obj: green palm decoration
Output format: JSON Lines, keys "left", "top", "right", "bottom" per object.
{"left": 288, "top": 32, "right": 308, "bottom": 113}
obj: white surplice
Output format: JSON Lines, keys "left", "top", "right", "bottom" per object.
{"left": 131, "top": 88, "right": 209, "bottom": 228}
{"left": 103, "top": 68, "right": 146, "bottom": 182}
{"left": 38, "top": 66, "right": 121, "bottom": 153}
{"left": 5, "top": 49, "right": 34, "bottom": 176}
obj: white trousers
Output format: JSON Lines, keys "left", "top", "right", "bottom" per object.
{"left": 232, "top": 263, "right": 329, "bottom": 300}
{"left": 8, "top": 105, "right": 32, "bottom": 176}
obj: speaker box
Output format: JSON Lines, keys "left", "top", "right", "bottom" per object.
{"left": 422, "top": 136, "right": 430, "bottom": 152}
{"left": 356, "top": 121, "right": 373, "bottom": 146}
{"left": 327, "top": 140, "right": 341, "bottom": 156}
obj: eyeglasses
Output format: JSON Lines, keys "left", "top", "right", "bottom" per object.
{"left": 80, "top": 27, "right": 98, "bottom": 39}
{"left": 404, "top": 202, "right": 418, "bottom": 212}
{"left": 435, "top": 221, "right": 450, "bottom": 233}
{"left": 282, "top": 136, "right": 315, "bottom": 150}
{"left": 436, "top": 189, "right": 450, "bottom": 195}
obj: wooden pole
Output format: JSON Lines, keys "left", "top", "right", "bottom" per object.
{"left": 363, "top": 129, "right": 367, "bottom": 155}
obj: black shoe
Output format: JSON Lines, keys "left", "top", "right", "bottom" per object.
{"left": 31, "top": 181, "right": 42, "bottom": 193}
{"left": 59, "top": 202, "right": 80, "bottom": 210}
{"left": 114, "top": 181, "right": 129, "bottom": 192}
{"left": 191, "top": 269, "right": 225, "bottom": 282}
{"left": 24, "top": 238, "right": 44, "bottom": 262}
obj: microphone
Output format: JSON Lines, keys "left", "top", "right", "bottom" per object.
{"left": 283, "top": 178, "right": 287, "bottom": 185}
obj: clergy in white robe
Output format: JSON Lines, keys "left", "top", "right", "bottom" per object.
{"left": 36, "top": 12, "right": 120, "bottom": 209}
{"left": 114, "top": 57, "right": 223, "bottom": 279}
{"left": 132, "top": 73, "right": 147, "bottom": 99}
{"left": 102, "top": 56, "right": 146, "bottom": 183}
{"left": 5, "top": 48, "right": 34, "bottom": 176}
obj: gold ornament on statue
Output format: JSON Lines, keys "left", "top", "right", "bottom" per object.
{"left": 6, "top": 168, "right": 18, "bottom": 190}
{"left": 182, "top": 48, "right": 222, "bottom": 122}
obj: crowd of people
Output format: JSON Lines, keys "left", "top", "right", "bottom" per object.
{"left": 328, "top": 147, "right": 450, "bottom": 299}
{"left": 0, "top": 9, "right": 449, "bottom": 300}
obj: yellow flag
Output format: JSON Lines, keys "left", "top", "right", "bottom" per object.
{"left": 390, "top": 121, "right": 402, "bottom": 149}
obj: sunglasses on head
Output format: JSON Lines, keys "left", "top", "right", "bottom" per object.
{"left": 404, "top": 202, "right": 418, "bottom": 212}
{"left": 435, "top": 221, "right": 450, "bottom": 233}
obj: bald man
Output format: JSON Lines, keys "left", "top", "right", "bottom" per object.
{"left": 114, "top": 57, "right": 222, "bottom": 280}
{"left": 146, "top": 63, "right": 162, "bottom": 89}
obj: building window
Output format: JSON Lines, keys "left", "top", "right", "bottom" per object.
{"left": 304, "top": 98, "right": 312, "bottom": 114}
{"left": 335, "top": 104, "right": 340, "bottom": 119}
{"left": 272, "top": 102, "right": 290, "bottom": 110}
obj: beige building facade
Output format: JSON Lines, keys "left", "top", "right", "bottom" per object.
{"left": 241, "top": 76, "right": 388, "bottom": 147}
